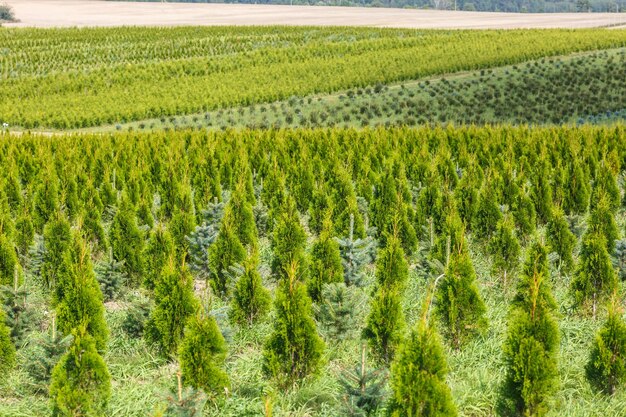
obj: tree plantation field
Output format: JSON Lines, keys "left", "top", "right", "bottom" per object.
{"left": 2, "top": 126, "right": 626, "bottom": 416}
{"left": 1, "top": 27, "right": 626, "bottom": 130}
{"left": 108, "top": 47, "right": 626, "bottom": 132}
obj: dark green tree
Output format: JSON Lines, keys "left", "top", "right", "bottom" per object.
{"left": 308, "top": 215, "right": 343, "bottom": 302}
{"left": 41, "top": 215, "right": 72, "bottom": 291}
{"left": 208, "top": 218, "right": 246, "bottom": 298}
{"left": 109, "top": 197, "right": 144, "bottom": 285}
{"left": 146, "top": 260, "right": 198, "bottom": 358}
{"left": 270, "top": 197, "right": 307, "bottom": 281}
{"left": 263, "top": 262, "right": 324, "bottom": 388}
{"left": 0, "top": 307, "right": 15, "bottom": 377}
{"left": 546, "top": 206, "right": 576, "bottom": 274}
{"left": 179, "top": 310, "right": 229, "bottom": 397}
{"left": 1, "top": 268, "right": 35, "bottom": 344}
{"left": 0, "top": 232, "right": 19, "bottom": 286}
{"left": 586, "top": 295, "right": 626, "bottom": 395}
{"left": 473, "top": 183, "right": 502, "bottom": 241}
{"left": 339, "top": 346, "right": 387, "bottom": 417}
{"left": 94, "top": 249, "right": 127, "bottom": 302}
{"left": 49, "top": 325, "right": 111, "bottom": 417}
{"left": 143, "top": 225, "right": 176, "bottom": 290}
{"left": 316, "top": 282, "right": 363, "bottom": 342}
{"left": 229, "top": 253, "right": 271, "bottom": 327}
{"left": 587, "top": 195, "right": 619, "bottom": 252}
{"left": 336, "top": 214, "right": 375, "bottom": 288}
{"left": 488, "top": 216, "right": 521, "bottom": 286}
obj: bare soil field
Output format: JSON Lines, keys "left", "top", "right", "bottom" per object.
{"left": 3, "top": 0, "right": 626, "bottom": 29}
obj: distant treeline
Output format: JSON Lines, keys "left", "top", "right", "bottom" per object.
{"left": 114, "top": 0, "right": 625, "bottom": 13}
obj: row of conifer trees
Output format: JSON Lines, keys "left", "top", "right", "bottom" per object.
{"left": 1, "top": 126, "right": 626, "bottom": 416}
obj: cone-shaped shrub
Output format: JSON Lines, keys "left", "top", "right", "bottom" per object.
{"left": 223, "top": 181, "right": 258, "bottom": 249}
{"left": 263, "top": 262, "right": 324, "bottom": 388}
{"left": 33, "top": 177, "right": 59, "bottom": 232}
{"left": 590, "top": 163, "right": 620, "bottom": 213}
{"left": 586, "top": 295, "right": 626, "bottom": 395}
{"left": 14, "top": 213, "right": 35, "bottom": 259}
{"left": 109, "top": 197, "right": 144, "bottom": 285}
{"left": 512, "top": 190, "right": 537, "bottom": 241}
{"left": 530, "top": 161, "right": 553, "bottom": 225}
{"left": 308, "top": 215, "right": 343, "bottom": 302}
{"left": 563, "top": 160, "right": 590, "bottom": 215}
{"left": 208, "top": 218, "right": 246, "bottom": 298}
{"left": 41, "top": 215, "right": 72, "bottom": 291}
{"left": 436, "top": 242, "right": 488, "bottom": 349}
{"left": 270, "top": 197, "right": 307, "bottom": 281}
{"left": 546, "top": 206, "right": 576, "bottom": 274}
{"left": 500, "top": 238, "right": 559, "bottom": 417}
{"left": 230, "top": 253, "right": 271, "bottom": 327}
{"left": 179, "top": 310, "right": 229, "bottom": 397}
{"left": 571, "top": 232, "right": 618, "bottom": 317}
{"left": 587, "top": 195, "right": 619, "bottom": 252}
{"left": 0, "top": 232, "right": 18, "bottom": 286}
{"left": 0, "top": 308, "right": 15, "bottom": 377}
{"left": 473, "top": 183, "right": 502, "bottom": 241}
{"left": 146, "top": 260, "right": 198, "bottom": 358}
{"left": 489, "top": 216, "right": 521, "bottom": 282}
{"left": 169, "top": 209, "right": 196, "bottom": 259}
{"left": 49, "top": 325, "right": 111, "bottom": 417}
{"left": 387, "top": 319, "right": 457, "bottom": 417}
{"left": 54, "top": 232, "right": 108, "bottom": 352}
{"left": 143, "top": 225, "right": 176, "bottom": 290}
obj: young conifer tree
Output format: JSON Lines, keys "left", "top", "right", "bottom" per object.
{"left": 208, "top": 216, "right": 246, "bottom": 298}
{"left": 590, "top": 163, "right": 620, "bottom": 213}
{"left": 41, "top": 214, "right": 72, "bottom": 291}
{"left": 146, "top": 259, "right": 198, "bottom": 358}
{"left": 530, "top": 160, "right": 553, "bottom": 225}
{"left": 473, "top": 183, "right": 502, "bottom": 242}
{"left": 363, "top": 236, "right": 407, "bottom": 364}
{"left": 230, "top": 253, "right": 271, "bottom": 327}
{"left": 546, "top": 206, "right": 577, "bottom": 274}
{"left": 109, "top": 196, "right": 144, "bottom": 285}
{"left": 1, "top": 266, "right": 35, "bottom": 344}
{"left": 563, "top": 159, "right": 590, "bottom": 215}
{"left": 488, "top": 216, "right": 521, "bottom": 286}
{"left": 263, "top": 261, "right": 324, "bottom": 388}
{"left": 0, "top": 232, "right": 19, "bottom": 286}
{"left": 436, "top": 239, "right": 488, "bottom": 349}
{"left": 179, "top": 309, "right": 229, "bottom": 397}
{"left": 54, "top": 232, "right": 108, "bottom": 352}
{"left": 0, "top": 308, "right": 15, "bottom": 377}
{"left": 335, "top": 214, "right": 375, "bottom": 288}
{"left": 224, "top": 180, "right": 258, "bottom": 250}
{"left": 270, "top": 197, "right": 307, "bottom": 281}
{"left": 571, "top": 231, "right": 618, "bottom": 317}
{"left": 33, "top": 177, "right": 59, "bottom": 232}
{"left": 308, "top": 214, "right": 343, "bottom": 302}
{"left": 586, "top": 295, "right": 626, "bottom": 395}
{"left": 339, "top": 345, "right": 387, "bottom": 416}
{"left": 49, "top": 325, "right": 111, "bottom": 417}
{"left": 143, "top": 225, "right": 176, "bottom": 290}
{"left": 387, "top": 317, "right": 457, "bottom": 417}
{"left": 587, "top": 194, "right": 619, "bottom": 252}
{"left": 500, "top": 239, "right": 559, "bottom": 417}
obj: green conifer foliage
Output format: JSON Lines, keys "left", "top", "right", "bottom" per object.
{"left": 308, "top": 215, "right": 343, "bottom": 302}
{"left": 335, "top": 214, "right": 375, "bottom": 288}
{"left": 49, "top": 325, "right": 111, "bottom": 417}
{"left": 14, "top": 213, "right": 35, "bottom": 259}
{"left": 54, "top": 233, "right": 109, "bottom": 352}
{"left": 109, "top": 197, "right": 144, "bottom": 286}
{"left": 436, "top": 244, "right": 488, "bottom": 349}
{"left": 586, "top": 296, "right": 626, "bottom": 395}
{"left": 144, "top": 225, "right": 176, "bottom": 290}
{"left": 0, "top": 308, "right": 15, "bottom": 377}
{"left": 169, "top": 209, "right": 196, "bottom": 259}
{"left": 500, "top": 239, "right": 559, "bottom": 417}
{"left": 339, "top": 346, "right": 387, "bottom": 416}
{"left": 387, "top": 320, "right": 457, "bottom": 417}
{"left": 587, "top": 195, "right": 619, "bottom": 252}
{"left": 208, "top": 218, "right": 246, "bottom": 298}
{"left": 95, "top": 249, "right": 127, "bottom": 302}
{"left": 489, "top": 216, "right": 521, "bottom": 283}
{"left": 612, "top": 239, "right": 626, "bottom": 281}
{"left": 229, "top": 254, "right": 271, "bottom": 327}
{"left": 546, "top": 206, "right": 576, "bottom": 274}
{"left": 0, "top": 232, "right": 19, "bottom": 286}
{"left": 41, "top": 215, "right": 72, "bottom": 291}
{"left": 146, "top": 260, "right": 198, "bottom": 358}
{"left": 164, "top": 372, "right": 207, "bottom": 417}
{"left": 454, "top": 172, "right": 479, "bottom": 229}
{"left": 590, "top": 163, "right": 620, "bottom": 213}
{"left": 473, "top": 183, "right": 502, "bottom": 242}
{"left": 179, "top": 311, "right": 229, "bottom": 397}
{"left": 316, "top": 283, "right": 363, "bottom": 342}
{"left": 1, "top": 268, "right": 34, "bottom": 344}
{"left": 26, "top": 317, "right": 73, "bottom": 393}
{"left": 571, "top": 232, "right": 618, "bottom": 317}
{"left": 530, "top": 160, "right": 553, "bottom": 225}
{"left": 270, "top": 198, "right": 307, "bottom": 281}
{"left": 263, "top": 262, "right": 324, "bottom": 388}
{"left": 33, "top": 177, "right": 59, "bottom": 232}
{"left": 563, "top": 160, "right": 590, "bottom": 215}
{"left": 511, "top": 190, "right": 537, "bottom": 241}
{"left": 222, "top": 181, "right": 257, "bottom": 249}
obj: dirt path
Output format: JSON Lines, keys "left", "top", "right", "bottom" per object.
{"left": 3, "top": 0, "right": 626, "bottom": 29}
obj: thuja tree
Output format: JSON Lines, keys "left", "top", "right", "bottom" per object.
{"left": 500, "top": 239, "right": 559, "bottom": 417}
{"left": 229, "top": 253, "right": 271, "bottom": 327}
{"left": 270, "top": 197, "right": 307, "bottom": 281}
{"left": 563, "top": 159, "right": 590, "bottom": 216}
{"left": 571, "top": 231, "right": 618, "bottom": 317}
{"left": 0, "top": 232, "right": 19, "bottom": 286}
{"left": 208, "top": 217, "right": 246, "bottom": 298}
{"left": 49, "top": 325, "right": 111, "bottom": 417}
{"left": 179, "top": 310, "right": 229, "bottom": 397}
{"left": 472, "top": 181, "right": 502, "bottom": 242}
{"left": 530, "top": 160, "right": 553, "bottom": 225}
{"left": 222, "top": 180, "right": 257, "bottom": 250}
{"left": 54, "top": 232, "right": 109, "bottom": 352}
{"left": 263, "top": 262, "right": 324, "bottom": 388}
{"left": 146, "top": 260, "right": 198, "bottom": 358}
{"left": 41, "top": 214, "right": 72, "bottom": 291}
{"left": 387, "top": 319, "right": 457, "bottom": 417}
{"left": 363, "top": 237, "right": 407, "bottom": 364}
{"left": 143, "top": 225, "right": 176, "bottom": 290}
{"left": 546, "top": 206, "right": 577, "bottom": 274}
{"left": 109, "top": 196, "right": 144, "bottom": 286}
{"left": 436, "top": 242, "right": 488, "bottom": 349}
{"left": 0, "top": 308, "right": 15, "bottom": 377}
{"left": 590, "top": 162, "right": 620, "bottom": 213}
{"left": 336, "top": 214, "right": 375, "bottom": 288}
{"left": 586, "top": 295, "right": 626, "bottom": 395}
{"left": 587, "top": 195, "right": 619, "bottom": 252}
{"left": 32, "top": 177, "right": 59, "bottom": 232}
{"left": 308, "top": 215, "right": 343, "bottom": 302}
{"left": 488, "top": 216, "right": 521, "bottom": 286}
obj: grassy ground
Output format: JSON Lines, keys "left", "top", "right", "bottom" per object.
{"left": 2, "top": 220, "right": 626, "bottom": 417}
